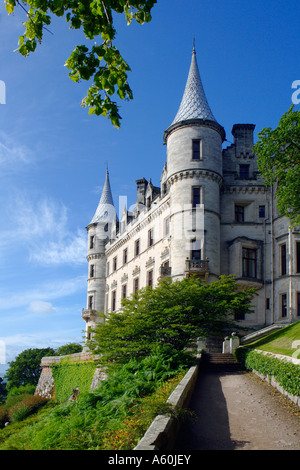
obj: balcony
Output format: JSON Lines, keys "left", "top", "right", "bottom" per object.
{"left": 185, "top": 258, "right": 209, "bottom": 279}
{"left": 82, "top": 308, "right": 97, "bottom": 322}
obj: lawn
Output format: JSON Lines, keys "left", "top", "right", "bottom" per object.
{"left": 246, "top": 321, "right": 300, "bottom": 357}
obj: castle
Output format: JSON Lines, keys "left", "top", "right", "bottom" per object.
{"left": 81, "top": 46, "right": 300, "bottom": 341}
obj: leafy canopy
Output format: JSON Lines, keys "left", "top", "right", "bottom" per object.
{"left": 254, "top": 105, "right": 300, "bottom": 226}
{"left": 4, "top": 347, "right": 55, "bottom": 390}
{"left": 5, "top": 0, "right": 157, "bottom": 127}
{"left": 88, "top": 275, "right": 256, "bottom": 368}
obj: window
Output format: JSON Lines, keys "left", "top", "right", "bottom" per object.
{"left": 192, "top": 139, "right": 201, "bottom": 160}
{"left": 104, "top": 223, "right": 108, "bottom": 232}
{"left": 111, "top": 291, "right": 116, "bottom": 311}
{"left": 90, "top": 264, "right": 95, "bottom": 278}
{"left": 192, "top": 187, "right": 201, "bottom": 208}
{"left": 147, "top": 270, "right": 153, "bottom": 288}
{"left": 89, "top": 235, "right": 95, "bottom": 249}
{"left": 113, "top": 256, "right": 117, "bottom": 272}
{"left": 235, "top": 205, "right": 244, "bottom": 223}
{"left": 296, "top": 242, "right": 300, "bottom": 273}
{"left": 266, "top": 298, "right": 270, "bottom": 310}
{"left": 280, "top": 244, "right": 287, "bottom": 276}
{"left": 163, "top": 182, "right": 167, "bottom": 195}
{"left": 259, "top": 205, "right": 265, "bottom": 218}
{"left": 191, "top": 239, "right": 201, "bottom": 260}
{"left": 281, "top": 293, "right": 287, "bottom": 317}
{"left": 234, "top": 311, "right": 245, "bottom": 321}
{"left": 123, "top": 248, "right": 128, "bottom": 265}
{"left": 88, "top": 295, "right": 93, "bottom": 310}
{"left": 146, "top": 197, "right": 151, "bottom": 209}
{"left": 135, "top": 239, "right": 140, "bottom": 256}
{"left": 297, "top": 293, "right": 300, "bottom": 316}
{"left": 242, "top": 248, "right": 257, "bottom": 278}
{"left": 122, "top": 284, "right": 127, "bottom": 300}
{"left": 164, "top": 217, "right": 170, "bottom": 236}
{"left": 134, "top": 277, "right": 139, "bottom": 294}
{"left": 239, "top": 164, "right": 249, "bottom": 179}
{"left": 148, "top": 228, "right": 154, "bottom": 247}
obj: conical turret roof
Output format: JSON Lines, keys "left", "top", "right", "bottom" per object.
{"left": 89, "top": 169, "right": 116, "bottom": 225}
{"left": 171, "top": 46, "right": 216, "bottom": 125}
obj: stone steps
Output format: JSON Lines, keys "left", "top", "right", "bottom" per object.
{"left": 201, "top": 353, "right": 243, "bottom": 371}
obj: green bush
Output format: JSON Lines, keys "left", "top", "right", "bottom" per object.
{"left": 235, "top": 347, "right": 300, "bottom": 397}
{"left": 0, "top": 350, "right": 189, "bottom": 450}
{"left": 0, "top": 406, "right": 8, "bottom": 428}
{"left": 7, "top": 395, "right": 47, "bottom": 423}
{"left": 6, "top": 384, "right": 36, "bottom": 400}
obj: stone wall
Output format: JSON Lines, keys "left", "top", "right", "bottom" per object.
{"left": 35, "top": 352, "right": 106, "bottom": 399}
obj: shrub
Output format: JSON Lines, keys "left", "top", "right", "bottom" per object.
{"left": 235, "top": 347, "right": 300, "bottom": 397}
{"left": 7, "top": 395, "right": 47, "bottom": 423}
{"left": 0, "top": 406, "right": 8, "bottom": 428}
{"left": 6, "top": 384, "right": 36, "bottom": 400}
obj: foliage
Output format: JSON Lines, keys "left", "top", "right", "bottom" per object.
{"left": 55, "top": 343, "right": 83, "bottom": 356}
{"left": 0, "top": 351, "right": 187, "bottom": 450}
{"left": 5, "top": 0, "right": 157, "bottom": 127}
{"left": 4, "top": 348, "right": 55, "bottom": 390}
{"left": 7, "top": 395, "right": 47, "bottom": 423}
{"left": 254, "top": 105, "right": 300, "bottom": 226}
{"left": 101, "top": 371, "right": 186, "bottom": 450}
{"left": 51, "top": 359, "right": 97, "bottom": 402}
{"left": 6, "top": 384, "right": 36, "bottom": 400}
{"left": 89, "top": 275, "right": 256, "bottom": 367}
{"left": 0, "top": 390, "right": 47, "bottom": 428}
{"left": 0, "top": 378, "right": 7, "bottom": 403}
{"left": 235, "top": 348, "right": 300, "bottom": 398}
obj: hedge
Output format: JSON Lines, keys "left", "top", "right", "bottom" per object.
{"left": 234, "top": 347, "right": 300, "bottom": 398}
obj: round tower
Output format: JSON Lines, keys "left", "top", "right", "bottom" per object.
{"left": 163, "top": 46, "right": 225, "bottom": 280}
{"left": 82, "top": 170, "right": 116, "bottom": 340}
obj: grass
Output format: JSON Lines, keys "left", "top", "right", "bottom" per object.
{"left": 0, "top": 352, "right": 191, "bottom": 450}
{"left": 245, "top": 321, "right": 300, "bottom": 357}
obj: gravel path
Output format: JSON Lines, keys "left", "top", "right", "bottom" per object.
{"left": 174, "top": 370, "right": 300, "bottom": 450}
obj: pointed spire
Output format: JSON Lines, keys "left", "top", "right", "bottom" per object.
{"left": 171, "top": 45, "right": 216, "bottom": 125}
{"left": 89, "top": 169, "right": 117, "bottom": 225}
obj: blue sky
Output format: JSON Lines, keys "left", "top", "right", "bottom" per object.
{"left": 0, "top": 0, "right": 299, "bottom": 373}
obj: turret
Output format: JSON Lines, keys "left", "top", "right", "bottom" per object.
{"left": 163, "top": 46, "right": 225, "bottom": 280}
{"left": 82, "top": 170, "right": 116, "bottom": 340}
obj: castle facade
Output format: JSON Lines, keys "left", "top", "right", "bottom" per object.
{"left": 82, "top": 47, "right": 300, "bottom": 340}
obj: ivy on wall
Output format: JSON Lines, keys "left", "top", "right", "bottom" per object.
{"left": 51, "top": 359, "right": 97, "bottom": 403}
{"left": 235, "top": 348, "right": 300, "bottom": 397}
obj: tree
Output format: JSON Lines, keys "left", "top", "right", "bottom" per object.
{"left": 5, "top": 0, "right": 157, "bottom": 128}
{"left": 0, "top": 377, "right": 7, "bottom": 403}
{"left": 254, "top": 105, "right": 300, "bottom": 226}
{"left": 88, "top": 275, "right": 256, "bottom": 367}
{"left": 55, "top": 342, "right": 83, "bottom": 355}
{"left": 4, "top": 347, "right": 55, "bottom": 390}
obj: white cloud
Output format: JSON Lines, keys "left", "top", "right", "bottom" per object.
{"left": 28, "top": 300, "right": 56, "bottom": 315}
{"left": 0, "top": 275, "right": 86, "bottom": 312}
{"left": 0, "top": 194, "right": 87, "bottom": 265}
{"left": 0, "top": 133, "right": 34, "bottom": 171}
